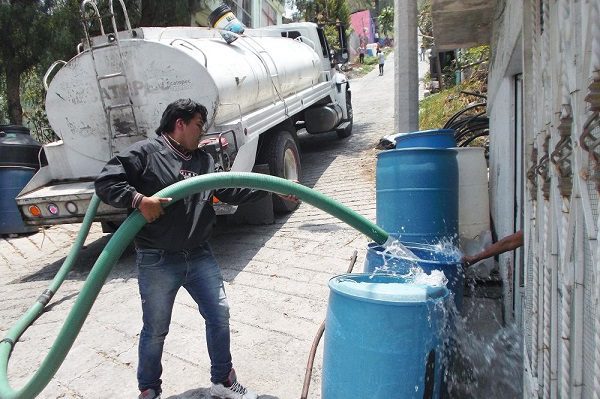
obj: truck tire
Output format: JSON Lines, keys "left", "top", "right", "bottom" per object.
{"left": 258, "top": 130, "right": 301, "bottom": 213}
{"left": 336, "top": 91, "right": 353, "bottom": 139}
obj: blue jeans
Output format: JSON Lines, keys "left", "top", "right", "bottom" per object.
{"left": 136, "top": 243, "right": 232, "bottom": 392}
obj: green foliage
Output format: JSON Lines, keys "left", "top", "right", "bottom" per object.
{"left": 0, "top": 1, "right": 51, "bottom": 72}
{"left": 346, "top": 0, "right": 374, "bottom": 13}
{"left": 419, "top": 80, "right": 486, "bottom": 130}
{"left": 457, "top": 45, "right": 490, "bottom": 68}
{"left": 363, "top": 55, "right": 379, "bottom": 65}
{"left": 378, "top": 6, "right": 393, "bottom": 37}
{"left": 139, "top": 0, "right": 189, "bottom": 26}
{"left": 21, "top": 68, "right": 57, "bottom": 144}
{"left": 0, "top": 75, "right": 6, "bottom": 124}
{"left": 293, "top": 0, "right": 350, "bottom": 27}
{"left": 324, "top": 25, "right": 340, "bottom": 50}
{"left": 417, "top": 0, "right": 433, "bottom": 48}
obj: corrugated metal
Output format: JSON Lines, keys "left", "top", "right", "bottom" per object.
{"left": 587, "top": 155, "right": 599, "bottom": 223}
{"left": 582, "top": 225, "right": 595, "bottom": 399}
{"left": 526, "top": 231, "right": 534, "bottom": 363}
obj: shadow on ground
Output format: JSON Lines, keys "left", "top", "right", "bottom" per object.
{"left": 10, "top": 234, "right": 136, "bottom": 284}
{"left": 165, "top": 387, "right": 278, "bottom": 399}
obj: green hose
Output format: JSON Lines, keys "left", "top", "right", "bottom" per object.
{"left": 0, "top": 172, "right": 388, "bottom": 399}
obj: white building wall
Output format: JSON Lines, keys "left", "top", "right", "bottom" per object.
{"left": 488, "top": 0, "right": 523, "bottom": 324}
{"left": 487, "top": 0, "right": 600, "bottom": 397}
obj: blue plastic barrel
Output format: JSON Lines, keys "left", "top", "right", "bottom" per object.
{"left": 0, "top": 167, "right": 37, "bottom": 234}
{"left": 322, "top": 273, "right": 448, "bottom": 399}
{"left": 0, "top": 125, "right": 44, "bottom": 235}
{"left": 376, "top": 148, "right": 458, "bottom": 244}
{"left": 364, "top": 241, "right": 464, "bottom": 309}
{"left": 395, "top": 129, "right": 456, "bottom": 149}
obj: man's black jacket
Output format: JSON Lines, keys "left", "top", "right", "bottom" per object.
{"left": 95, "top": 135, "right": 266, "bottom": 250}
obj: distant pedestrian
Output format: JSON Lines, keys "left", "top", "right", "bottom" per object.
{"left": 377, "top": 49, "right": 385, "bottom": 76}
{"left": 358, "top": 46, "right": 365, "bottom": 63}
{"left": 419, "top": 44, "right": 426, "bottom": 61}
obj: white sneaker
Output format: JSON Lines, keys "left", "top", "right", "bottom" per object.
{"left": 210, "top": 369, "right": 258, "bottom": 399}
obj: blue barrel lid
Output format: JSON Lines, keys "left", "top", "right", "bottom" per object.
{"left": 329, "top": 273, "right": 447, "bottom": 304}
{"left": 408, "top": 128, "right": 454, "bottom": 135}
{"left": 377, "top": 147, "right": 457, "bottom": 159}
{"left": 393, "top": 129, "right": 456, "bottom": 149}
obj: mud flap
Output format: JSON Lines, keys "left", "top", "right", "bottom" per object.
{"left": 227, "top": 164, "right": 274, "bottom": 225}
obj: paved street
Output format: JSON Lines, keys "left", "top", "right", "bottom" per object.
{"left": 0, "top": 56, "right": 395, "bottom": 399}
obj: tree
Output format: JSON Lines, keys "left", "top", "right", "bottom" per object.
{"left": 417, "top": 0, "right": 433, "bottom": 48}
{"left": 292, "top": 0, "right": 350, "bottom": 55}
{"left": 377, "top": 6, "right": 392, "bottom": 38}
{"left": 0, "top": 1, "right": 52, "bottom": 125}
{"left": 293, "top": 0, "right": 350, "bottom": 28}
{"left": 139, "top": 0, "right": 190, "bottom": 26}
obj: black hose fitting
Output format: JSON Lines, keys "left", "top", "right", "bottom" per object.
{"left": 0, "top": 338, "right": 15, "bottom": 349}
{"left": 37, "top": 290, "right": 55, "bottom": 307}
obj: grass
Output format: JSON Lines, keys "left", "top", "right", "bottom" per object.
{"left": 419, "top": 79, "right": 486, "bottom": 130}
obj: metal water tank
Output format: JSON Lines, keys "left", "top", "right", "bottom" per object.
{"left": 322, "top": 273, "right": 448, "bottom": 399}
{"left": 376, "top": 148, "right": 459, "bottom": 244}
{"left": 364, "top": 240, "right": 464, "bottom": 309}
{"left": 0, "top": 125, "right": 45, "bottom": 234}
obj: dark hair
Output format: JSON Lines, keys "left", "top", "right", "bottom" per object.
{"left": 155, "top": 98, "right": 208, "bottom": 135}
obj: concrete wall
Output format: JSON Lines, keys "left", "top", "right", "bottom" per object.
{"left": 487, "top": 1, "right": 524, "bottom": 323}
{"left": 350, "top": 10, "right": 375, "bottom": 45}
{"left": 487, "top": 0, "right": 600, "bottom": 397}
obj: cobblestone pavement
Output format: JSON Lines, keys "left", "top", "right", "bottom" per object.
{"left": 0, "top": 57, "right": 395, "bottom": 399}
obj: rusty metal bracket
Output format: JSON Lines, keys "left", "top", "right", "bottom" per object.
{"left": 527, "top": 146, "right": 539, "bottom": 201}
{"left": 536, "top": 135, "right": 551, "bottom": 200}
{"left": 580, "top": 112, "right": 600, "bottom": 191}
{"left": 585, "top": 71, "right": 600, "bottom": 112}
{"left": 551, "top": 105, "right": 573, "bottom": 197}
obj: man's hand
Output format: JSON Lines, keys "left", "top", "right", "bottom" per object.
{"left": 461, "top": 255, "right": 479, "bottom": 268}
{"left": 138, "top": 196, "right": 172, "bottom": 223}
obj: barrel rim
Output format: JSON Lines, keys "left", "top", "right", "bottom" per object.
{"left": 407, "top": 128, "right": 454, "bottom": 135}
{"left": 0, "top": 165, "right": 37, "bottom": 171}
{"left": 328, "top": 273, "right": 449, "bottom": 305}
{"left": 377, "top": 147, "right": 458, "bottom": 158}
{"left": 367, "top": 241, "right": 462, "bottom": 266}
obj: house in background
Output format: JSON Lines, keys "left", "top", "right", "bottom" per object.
{"left": 348, "top": 9, "right": 376, "bottom": 59}
{"left": 192, "top": 0, "right": 284, "bottom": 28}
{"left": 431, "top": 0, "right": 600, "bottom": 397}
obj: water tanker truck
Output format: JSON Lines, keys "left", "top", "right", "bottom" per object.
{"left": 16, "top": 2, "right": 353, "bottom": 228}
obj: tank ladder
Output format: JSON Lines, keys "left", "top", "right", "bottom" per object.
{"left": 80, "top": 0, "right": 141, "bottom": 157}
{"left": 242, "top": 36, "right": 289, "bottom": 117}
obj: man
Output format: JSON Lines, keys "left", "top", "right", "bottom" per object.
{"left": 95, "top": 99, "right": 264, "bottom": 399}
{"left": 358, "top": 46, "right": 365, "bottom": 64}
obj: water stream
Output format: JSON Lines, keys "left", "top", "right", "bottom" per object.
{"left": 374, "top": 237, "right": 523, "bottom": 398}
{"left": 440, "top": 295, "right": 523, "bottom": 398}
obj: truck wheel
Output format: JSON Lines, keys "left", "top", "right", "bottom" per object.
{"left": 337, "top": 91, "right": 353, "bottom": 139}
{"left": 259, "top": 131, "right": 301, "bottom": 213}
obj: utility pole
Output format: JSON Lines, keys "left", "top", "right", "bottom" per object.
{"left": 394, "top": 0, "right": 419, "bottom": 133}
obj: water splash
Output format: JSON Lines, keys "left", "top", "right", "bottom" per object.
{"left": 436, "top": 296, "right": 524, "bottom": 398}
{"left": 381, "top": 235, "right": 420, "bottom": 260}
{"left": 430, "top": 236, "right": 463, "bottom": 261}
